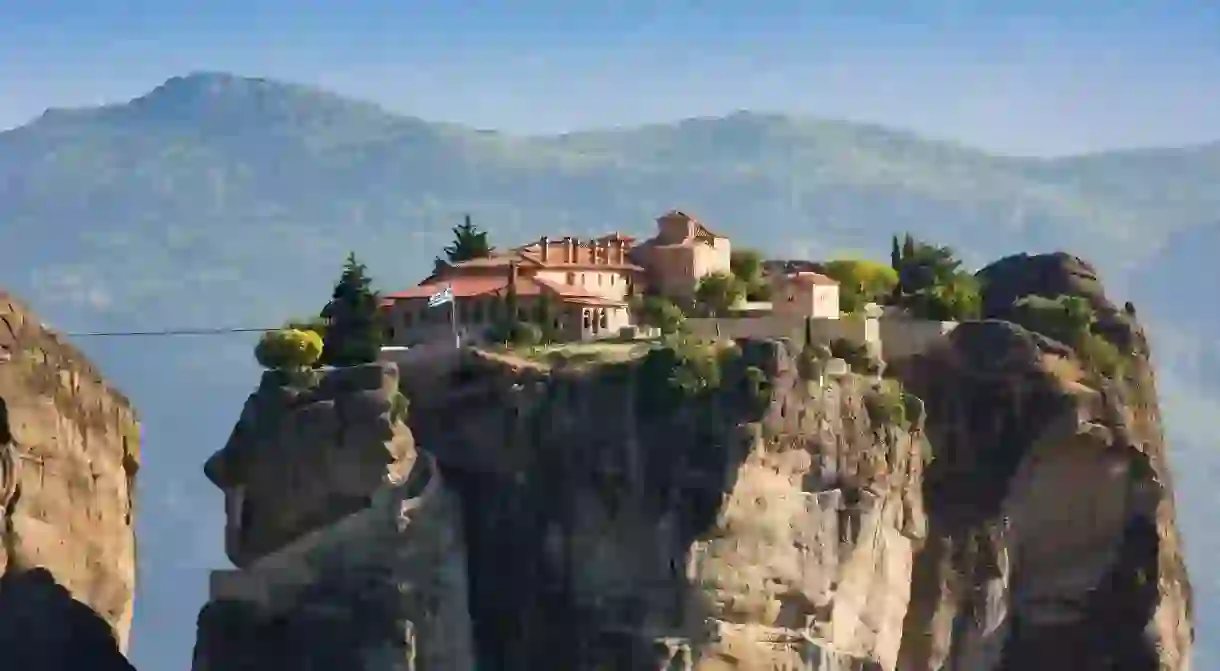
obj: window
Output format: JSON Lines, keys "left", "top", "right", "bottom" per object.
{"left": 580, "top": 273, "right": 587, "bottom": 285}
{"left": 582, "top": 311, "right": 591, "bottom": 329}
{"left": 567, "top": 272, "right": 575, "bottom": 285}
{"left": 597, "top": 274, "right": 603, "bottom": 286}
{"left": 599, "top": 311, "right": 609, "bottom": 329}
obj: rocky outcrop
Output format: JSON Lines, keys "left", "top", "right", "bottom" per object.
{"left": 190, "top": 254, "right": 1194, "bottom": 670}
{"left": 0, "top": 291, "right": 140, "bottom": 670}
{"left": 892, "top": 320, "right": 1192, "bottom": 670}
{"left": 192, "top": 362, "right": 473, "bottom": 670}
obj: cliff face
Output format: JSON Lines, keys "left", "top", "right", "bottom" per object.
{"left": 192, "top": 362, "right": 473, "bottom": 670}
{"left": 190, "top": 254, "right": 1194, "bottom": 670}
{"left": 0, "top": 291, "right": 141, "bottom": 671}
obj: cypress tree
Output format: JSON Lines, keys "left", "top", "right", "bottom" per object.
{"left": 901, "top": 233, "right": 916, "bottom": 261}
{"left": 319, "top": 252, "right": 383, "bottom": 366}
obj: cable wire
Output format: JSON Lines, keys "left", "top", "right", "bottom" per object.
{"left": 61, "top": 327, "right": 280, "bottom": 338}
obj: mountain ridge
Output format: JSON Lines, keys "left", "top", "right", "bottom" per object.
{"left": 10, "top": 71, "right": 1220, "bottom": 157}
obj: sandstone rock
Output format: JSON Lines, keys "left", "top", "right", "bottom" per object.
{"left": 193, "top": 283, "right": 1194, "bottom": 671}
{"left": 976, "top": 252, "right": 1147, "bottom": 356}
{"left": 0, "top": 291, "right": 139, "bottom": 669}
{"left": 204, "top": 362, "right": 415, "bottom": 566}
{"left": 892, "top": 289, "right": 1192, "bottom": 670}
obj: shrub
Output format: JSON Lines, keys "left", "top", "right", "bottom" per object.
{"left": 822, "top": 259, "right": 899, "bottom": 312}
{"left": 670, "top": 341, "right": 725, "bottom": 396}
{"left": 486, "top": 320, "right": 544, "bottom": 347}
{"left": 694, "top": 271, "right": 747, "bottom": 316}
{"left": 285, "top": 316, "right": 328, "bottom": 340}
{"left": 1078, "top": 332, "right": 1126, "bottom": 379}
{"left": 864, "top": 379, "right": 908, "bottom": 430}
{"left": 742, "top": 365, "right": 771, "bottom": 409}
{"left": 829, "top": 338, "right": 872, "bottom": 372}
{"left": 507, "top": 322, "right": 543, "bottom": 347}
{"left": 1010, "top": 294, "right": 1093, "bottom": 346}
{"left": 635, "top": 338, "right": 734, "bottom": 415}
{"left": 389, "top": 390, "right": 410, "bottom": 424}
{"left": 1009, "top": 294, "right": 1127, "bottom": 379}
{"left": 634, "top": 295, "right": 686, "bottom": 335}
{"left": 255, "top": 329, "right": 324, "bottom": 370}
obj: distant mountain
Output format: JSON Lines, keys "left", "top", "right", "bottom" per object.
{"left": 4, "top": 71, "right": 1220, "bottom": 333}
{"left": 1, "top": 72, "right": 1217, "bottom": 670}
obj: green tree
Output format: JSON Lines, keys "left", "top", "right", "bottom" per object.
{"left": 694, "top": 271, "right": 747, "bottom": 316}
{"left": 730, "top": 248, "right": 770, "bottom": 301}
{"left": 890, "top": 234, "right": 980, "bottom": 320}
{"left": 821, "top": 259, "right": 898, "bottom": 313}
{"left": 1010, "top": 294, "right": 1094, "bottom": 346}
{"left": 319, "top": 252, "right": 383, "bottom": 366}
{"left": 442, "top": 214, "right": 493, "bottom": 263}
{"left": 634, "top": 295, "right": 686, "bottom": 335}
{"left": 534, "top": 293, "right": 562, "bottom": 342}
{"left": 255, "top": 329, "right": 324, "bottom": 370}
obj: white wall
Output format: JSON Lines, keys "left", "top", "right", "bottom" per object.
{"left": 813, "top": 285, "right": 841, "bottom": 319}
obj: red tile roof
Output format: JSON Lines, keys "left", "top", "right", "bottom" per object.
{"left": 384, "top": 276, "right": 511, "bottom": 300}
{"left": 385, "top": 273, "right": 625, "bottom": 306}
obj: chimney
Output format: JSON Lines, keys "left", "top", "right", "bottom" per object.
{"left": 571, "top": 237, "right": 580, "bottom": 263}
{"left": 508, "top": 261, "right": 519, "bottom": 285}
{"left": 540, "top": 236, "right": 549, "bottom": 262}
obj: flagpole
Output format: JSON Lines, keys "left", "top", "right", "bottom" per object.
{"left": 449, "top": 285, "right": 458, "bottom": 348}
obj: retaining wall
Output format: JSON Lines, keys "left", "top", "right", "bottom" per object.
{"left": 685, "top": 315, "right": 957, "bottom": 361}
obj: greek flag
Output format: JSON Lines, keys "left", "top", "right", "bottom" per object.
{"left": 427, "top": 285, "right": 454, "bottom": 308}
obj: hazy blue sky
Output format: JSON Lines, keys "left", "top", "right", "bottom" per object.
{"left": 3, "top": 0, "right": 1220, "bottom": 155}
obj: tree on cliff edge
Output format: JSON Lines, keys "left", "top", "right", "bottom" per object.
{"left": 442, "top": 214, "right": 494, "bottom": 263}
{"left": 319, "top": 252, "right": 383, "bottom": 366}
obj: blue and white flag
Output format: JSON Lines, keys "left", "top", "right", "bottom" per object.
{"left": 427, "top": 285, "right": 454, "bottom": 308}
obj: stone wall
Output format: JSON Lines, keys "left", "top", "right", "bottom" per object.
{"left": 877, "top": 318, "right": 958, "bottom": 361}
{"left": 0, "top": 291, "right": 140, "bottom": 669}
{"left": 685, "top": 315, "right": 877, "bottom": 351}
{"left": 685, "top": 314, "right": 954, "bottom": 363}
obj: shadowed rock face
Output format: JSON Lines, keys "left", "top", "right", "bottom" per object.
{"left": 892, "top": 254, "right": 1193, "bottom": 670}
{"left": 0, "top": 292, "right": 140, "bottom": 667}
{"left": 190, "top": 255, "right": 1193, "bottom": 671}
{"left": 203, "top": 363, "right": 416, "bottom": 567}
